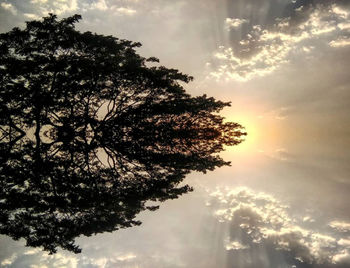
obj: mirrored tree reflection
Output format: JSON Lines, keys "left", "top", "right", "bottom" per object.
{"left": 0, "top": 14, "right": 246, "bottom": 254}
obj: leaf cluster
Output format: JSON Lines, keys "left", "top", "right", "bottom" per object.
{"left": 0, "top": 14, "right": 246, "bottom": 254}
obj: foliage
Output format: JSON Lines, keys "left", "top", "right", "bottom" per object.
{"left": 0, "top": 14, "right": 246, "bottom": 254}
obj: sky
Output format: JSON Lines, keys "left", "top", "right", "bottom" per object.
{"left": 1, "top": 0, "right": 350, "bottom": 267}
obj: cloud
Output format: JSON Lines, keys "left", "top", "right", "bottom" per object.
{"left": 1, "top": 2, "right": 17, "bottom": 15}
{"left": 37, "top": 252, "right": 79, "bottom": 268}
{"left": 225, "top": 239, "right": 250, "bottom": 250}
{"left": 21, "top": 0, "right": 79, "bottom": 16}
{"left": 79, "top": 252, "right": 138, "bottom": 267}
{"left": 329, "top": 221, "right": 350, "bottom": 232}
{"left": 303, "top": 216, "right": 315, "bottom": 223}
{"left": 0, "top": 249, "right": 79, "bottom": 268}
{"left": 1, "top": 254, "right": 17, "bottom": 266}
{"left": 210, "top": 4, "right": 350, "bottom": 81}
{"left": 23, "top": 249, "right": 42, "bottom": 255}
{"left": 23, "top": 13, "right": 41, "bottom": 20}
{"left": 225, "top": 18, "right": 248, "bottom": 31}
{"left": 208, "top": 186, "right": 350, "bottom": 266}
{"left": 265, "top": 148, "right": 291, "bottom": 161}
{"left": 258, "top": 106, "right": 291, "bottom": 120}
{"left": 0, "top": 238, "right": 140, "bottom": 268}
{"left": 332, "top": 250, "right": 350, "bottom": 264}
{"left": 30, "top": 0, "right": 48, "bottom": 4}
{"left": 338, "top": 239, "right": 350, "bottom": 247}
{"left": 332, "top": 5, "right": 349, "bottom": 19}
{"left": 82, "top": 0, "right": 137, "bottom": 15}
{"left": 329, "top": 37, "right": 350, "bottom": 47}
{"left": 112, "top": 6, "right": 137, "bottom": 15}
{"left": 116, "top": 253, "right": 137, "bottom": 261}
{"left": 90, "top": 0, "right": 108, "bottom": 11}
{"left": 50, "top": 0, "right": 78, "bottom": 15}
{"left": 338, "top": 22, "right": 350, "bottom": 30}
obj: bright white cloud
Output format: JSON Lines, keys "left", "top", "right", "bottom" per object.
{"left": 332, "top": 5, "right": 349, "bottom": 19}
{"left": 225, "top": 18, "right": 248, "bottom": 31}
{"left": 28, "top": 0, "right": 78, "bottom": 15}
{"left": 116, "top": 253, "right": 137, "bottom": 261}
{"left": 332, "top": 250, "right": 350, "bottom": 264}
{"left": 329, "top": 37, "right": 350, "bottom": 47}
{"left": 338, "top": 239, "right": 350, "bottom": 247}
{"left": 329, "top": 221, "right": 350, "bottom": 232}
{"left": 225, "top": 239, "right": 250, "bottom": 250}
{"left": 82, "top": 0, "right": 138, "bottom": 15}
{"left": 338, "top": 22, "right": 350, "bottom": 30}
{"left": 1, "top": 2, "right": 17, "bottom": 15}
{"left": 1, "top": 254, "right": 17, "bottom": 266}
{"left": 210, "top": 5, "right": 350, "bottom": 81}
{"left": 40, "top": 252, "right": 78, "bottom": 268}
{"left": 53, "top": 0, "right": 78, "bottom": 14}
{"left": 24, "top": 249, "right": 41, "bottom": 255}
{"left": 30, "top": 0, "right": 48, "bottom": 4}
{"left": 23, "top": 13, "right": 41, "bottom": 20}
{"left": 1, "top": 248, "right": 139, "bottom": 268}
{"left": 208, "top": 186, "right": 350, "bottom": 265}
{"left": 113, "top": 6, "right": 137, "bottom": 15}
{"left": 91, "top": 0, "right": 108, "bottom": 11}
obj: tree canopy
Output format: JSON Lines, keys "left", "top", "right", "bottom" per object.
{"left": 0, "top": 14, "right": 246, "bottom": 254}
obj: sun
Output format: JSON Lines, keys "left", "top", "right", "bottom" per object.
{"left": 222, "top": 113, "right": 259, "bottom": 155}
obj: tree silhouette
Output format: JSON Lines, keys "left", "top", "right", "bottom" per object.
{"left": 0, "top": 14, "right": 246, "bottom": 254}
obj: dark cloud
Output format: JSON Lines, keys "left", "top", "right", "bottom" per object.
{"left": 209, "top": 187, "right": 350, "bottom": 268}
{"left": 208, "top": 1, "right": 350, "bottom": 81}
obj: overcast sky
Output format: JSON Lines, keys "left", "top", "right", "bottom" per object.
{"left": 1, "top": 0, "right": 350, "bottom": 267}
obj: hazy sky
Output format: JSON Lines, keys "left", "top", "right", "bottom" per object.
{"left": 2, "top": 0, "right": 349, "bottom": 150}
{"left": 1, "top": 0, "right": 350, "bottom": 267}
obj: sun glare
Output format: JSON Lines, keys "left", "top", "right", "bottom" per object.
{"left": 223, "top": 114, "right": 259, "bottom": 155}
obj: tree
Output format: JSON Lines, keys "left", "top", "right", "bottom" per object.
{"left": 0, "top": 14, "right": 246, "bottom": 254}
